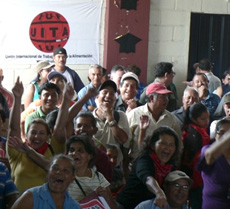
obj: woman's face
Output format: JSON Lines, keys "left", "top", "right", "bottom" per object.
{"left": 26, "top": 123, "right": 49, "bottom": 150}
{"left": 39, "top": 67, "right": 52, "bottom": 80}
{"left": 154, "top": 134, "right": 176, "bottom": 164}
{"left": 68, "top": 142, "right": 92, "bottom": 169}
{"left": 191, "top": 110, "right": 209, "bottom": 128}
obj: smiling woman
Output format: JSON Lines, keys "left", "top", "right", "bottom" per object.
{"left": 11, "top": 154, "right": 81, "bottom": 209}
{"left": 116, "top": 126, "right": 181, "bottom": 209}
{"left": 7, "top": 78, "right": 73, "bottom": 195}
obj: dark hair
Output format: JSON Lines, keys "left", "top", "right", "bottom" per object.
{"left": 38, "top": 82, "right": 61, "bottom": 95}
{"left": 74, "top": 111, "right": 97, "bottom": 128}
{"left": 222, "top": 70, "right": 230, "bottom": 80}
{"left": 26, "top": 118, "right": 51, "bottom": 136}
{"left": 154, "top": 62, "right": 173, "bottom": 78}
{"left": 102, "top": 67, "right": 107, "bottom": 76}
{"left": 198, "top": 58, "right": 212, "bottom": 71}
{"left": 184, "top": 103, "right": 208, "bottom": 126}
{"left": 111, "top": 65, "right": 126, "bottom": 75}
{"left": 216, "top": 119, "right": 230, "bottom": 133}
{"left": 136, "top": 126, "right": 180, "bottom": 164}
{"left": 126, "top": 65, "right": 141, "bottom": 77}
{"left": 0, "top": 109, "right": 6, "bottom": 123}
{"left": 66, "top": 135, "right": 97, "bottom": 168}
{"left": 49, "top": 154, "right": 76, "bottom": 175}
{"left": 46, "top": 109, "right": 59, "bottom": 130}
{"left": 193, "top": 72, "right": 209, "bottom": 83}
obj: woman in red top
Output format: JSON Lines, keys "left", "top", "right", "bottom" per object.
{"left": 181, "top": 102, "right": 210, "bottom": 209}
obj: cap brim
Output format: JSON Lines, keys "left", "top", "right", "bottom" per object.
{"left": 43, "top": 64, "right": 54, "bottom": 69}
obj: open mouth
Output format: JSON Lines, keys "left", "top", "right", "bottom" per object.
{"left": 54, "top": 178, "right": 64, "bottom": 184}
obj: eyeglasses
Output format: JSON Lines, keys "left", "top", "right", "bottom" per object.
{"left": 169, "top": 183, "right": 190, "bottom": 190}
{"left": 216, "top": 131, "right": 226, "bottom": 136}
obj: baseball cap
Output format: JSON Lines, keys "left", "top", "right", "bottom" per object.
{"left": 34, "top": 60, "right": 54, "bottom": 72}
{"left": 53, "top": 47, "right": 67, "bottom": 56}
{"left": 146, "top": 82, "right": 172, "bottom": 95}
{"left": 224, "top": 94, "right": 230, "bottom": 104}
{"left": 99, "top": 80, "right": 117, "bottom": 92}
{"left": 47, "top": 71, "right": 67, "bottom": 82}
{"left": 121, "top": 72, "right": 139, "bottom": 84}
{"left": 164, "top": 170, "right": 193, "bottom": 185}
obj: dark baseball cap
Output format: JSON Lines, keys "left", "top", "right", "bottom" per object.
{"left": 99, "top": 80, "right": 117, "bottom": 92}
{"left": 53, "top": 47, "right": 67, "bottom": 56}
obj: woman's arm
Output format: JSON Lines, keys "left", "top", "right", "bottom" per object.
{"left": 205, "top": 130, "right": 230, "bottom": 165}
{"left": 138, "top": 115, "right": 150, "bottom": 147}
{"left": 52, "top": 83, "right": 74, "bottom": 144}
{"left": 11, "top": 191, "right": 33, "bottom": 209}
{"left": 145, "top": 176, "right": 167, "bottom": 209}
{"left": 8, "top": 77, "right": 24, "bottom": 140}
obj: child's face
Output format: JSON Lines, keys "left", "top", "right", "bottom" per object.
{"left": 106, "top": 148, "right": 118, "bottom": 169}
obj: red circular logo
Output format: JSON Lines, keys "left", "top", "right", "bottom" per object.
{"left": 29, "top": 11, "right": 70, "bottom": 53}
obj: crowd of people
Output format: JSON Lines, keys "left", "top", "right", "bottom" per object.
{"left": 1, "top": 47, "right": 230, "bottom": 209}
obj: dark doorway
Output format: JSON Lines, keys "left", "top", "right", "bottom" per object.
{"left": 188, "top": 12, "right": 230, "bottom": 81}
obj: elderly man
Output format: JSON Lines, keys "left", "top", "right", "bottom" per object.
{"left": 93, "top": 80, "right": 130, "bottom": 167}
{"left": 172, "top": 87, "right": 199, "bottom": 129}
{"left": 114, "top": 72, "right": 142, "bottom": 113}
{"left": 78, "top": 64, "right": 103, "bottom": 111}
{"left": 135, "top": 170, "right": 193, "bottom": 209}
{"left": 128, "top": 82, "right": 182, "bottom": 160}
{"left": 52, "top": 47, "right": 84, "bottom": 94}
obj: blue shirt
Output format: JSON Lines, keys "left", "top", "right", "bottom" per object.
{"left": 78, "top": 83, "right": 98, "bottom": 111}
{"left": 0, "top": 162, "right": 18, "bottom": 208}
{"left": 201, "top": 93, "right": 220, "bottom": 116}
{"left": 28, "top": 183, "right": 81, "bottom": 209}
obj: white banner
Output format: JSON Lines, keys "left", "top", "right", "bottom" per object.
{"left": 0, "top": 0, "right": 102, "bottom": 64}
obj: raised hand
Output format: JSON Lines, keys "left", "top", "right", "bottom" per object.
{"left": 86, "top": 87, "right": 98, "bottom": 98}
{"left": 140, "top": 115, "right": 150, "bottom": 131}
{"left": 63, "top": 83, "right": 74, "bottom": 101}
{"left": 12, "top": 76, "right": 24, "bottom": 98}
{"left": 8, "top": 136, "right": 30, "bottom": 153}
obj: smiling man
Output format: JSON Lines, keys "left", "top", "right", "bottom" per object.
{"left": 93, "top": 80, "right": 130, "bottom": 167}
{"left": 135, "top": 170, "right": 193, "bottom": 209}
{"left": 127, "top": 82, "right": 182, "bottom": 160}
{"left": 114, "top": 72, "right": 142, "bottom": 113}
{"left": 25, "top": 82, "right": 61, "bottom": 133}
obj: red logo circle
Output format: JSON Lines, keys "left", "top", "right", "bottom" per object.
{"left": 29, "top": 11, "right": 70, "bottom": 53}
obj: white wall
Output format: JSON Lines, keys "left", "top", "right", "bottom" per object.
{"left": 148, "top": 0, "right": 230, "bottom": 104}
{"left": 1, "top": 0, "right": 230, "bottom": 104}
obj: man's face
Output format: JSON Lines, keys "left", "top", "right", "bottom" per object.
{"left": 40, "top": 89, "right": 59, "bottom": 112}
{"left": 215, "top": 123, "right": 230, "bottom": 141}
{"left": 164, "top": 179, "right": 190, "bottom": 208}
{"left": 89, "top": 67, "right": 102, "bottom": 88}
{"left": 120, "top": 79, "right": 138, "bottom": 101}
{"left": 182, "top": 89, "right": 199, "bottom": 110}
{"left": 74, "top": 117, "right": 97, "bottom": 138}
{"left": 49, "top": 75, "right": 66, "bottom": 92}
{"left": 53, "top": 54, "right": 67, "bottom": 69}
{"left": 193, "top": 75, "right": 208, "bottom": 89}
{"left": 111, "top": 70, "right": 125, "bottom": 90}
{"left": 165, "top": 70, "right": 175, "bottom": 86}
{"left": 96, "top": 86, "right": 116, "bottom": 109}
{"left": 150, "top": 93, "right": 169, "bottom": 112}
